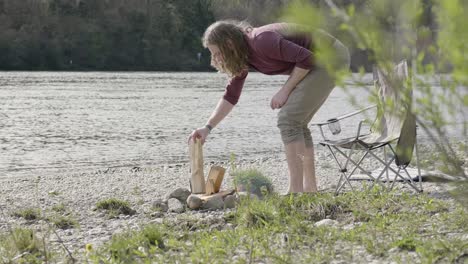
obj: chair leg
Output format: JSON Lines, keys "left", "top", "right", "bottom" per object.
{"left": 414, "top": 134, "right": 423, "bottom": 192}
{"left": 388, "top": 145, "right": 422, "bottom": 192}
{"left": 331, "top": 145, "right": 387, "bottom": 194}
{"left": 366, "top": 145, "right": 422, "bottom": 193}
{"left": 333, "top": 145, "right": 384, "bottom": 184}
{"left": 371, "top": 153, "right": 396, "bottom": 190}
{"left": 337, "top": 149, "right": 371, "bottom": 192}
{"left": 336, "top": 143, "right": 360, "bottom": 193}
{"left": 389, "top": 167, "right": 400, "bottom": 190}
{"left": 384, "top": 146, "right": 389, "bottom": 182}
{"left": 402, "top": 167, "right": 423, "bottom": 192}
{"left": 327, "top": 138, "right": 424, "bottom": 194}
{"left": 328, "top": 145, "right": 354, "bottom": 194}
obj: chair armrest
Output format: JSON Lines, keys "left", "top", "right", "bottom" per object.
{"left": 355, "top": 120, "right": 366, "bottom": 139}
{"left": 310, "top": 104, "right": 376, "bottom": 141}
{"left": 310, "top": 104, "right": 377, "bottom": 126}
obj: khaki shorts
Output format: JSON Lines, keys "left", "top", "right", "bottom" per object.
{"left": 277, "top": 39, "right": 350, "bottom": 146}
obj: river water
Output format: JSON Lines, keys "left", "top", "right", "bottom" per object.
{"left": 0, "top": 72, "right": 465, "bottom": 178}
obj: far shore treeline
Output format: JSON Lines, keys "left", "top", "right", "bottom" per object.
{"left": 0, "top": 0, "right": 438, "bottom": 72}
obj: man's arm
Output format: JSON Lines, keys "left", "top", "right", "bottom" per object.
{"left": 207, "top": 98, "right": 235, "bottom": 128}
{"left": 271, "top": 66, "right": 310, "bottom": 109}
{"left": 189, "top": 98, "right": 234, "bottom": 143}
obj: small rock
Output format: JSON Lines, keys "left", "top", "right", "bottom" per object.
{"left": 150, "top": 211, "right": 164, "bottom": 218}
{"left": 131, "top": 166, "right": 142, "bottom": 172}
{"left": 167, "top": 188, "right": 191, "bottom": 203}
{"left": 201, "top": 196, "right": 224, "bottom": 210}
{"left": 342, "top": 223, "right": 357, "bottom": 230}
{"left": 149, "top": 218, "right": 164, "bottom": 224}
{"left": 314, "top": 219, "right": 339, "bottom": 227}
{"left": 137, "top": 246, "right": 147, "bottom": 255}
{"left": 152, "top": 199, "right": 168, "bottom": 212}
{"left": 168, "top": 198, "right": 185, "bottom": 213}
{"left": 187, "top": 195, "right": 203, "bottom": 210}
{"left": 236, "top": 192, "right": 258, "bottom": 200}
{"left": 224, "top": 195, "right": 237, "bottom": 209}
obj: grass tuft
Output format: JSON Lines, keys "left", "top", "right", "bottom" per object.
{"left": 90, "top": 224, "right": 166, "bottom": 263}
{"left": 51, "top": 203, "right": 66, "bottom": 213}
{"left": 96, "top": 198, "right": 136, "bottom": 216}
{"left": 0, "top": 228, "right": 49, "bottom": 263}
{"left": 236, "top": 198, "right": 277, "bottom": 228}
{"left": 394, "top": 237, "right": 418, "bottom": 251}
{"left": 12, "top": 208, "right": 41, "bottom": 221}
{"left": 47, "top": 215, "right": 78, "bottom": 229}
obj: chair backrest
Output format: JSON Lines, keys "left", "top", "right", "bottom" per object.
{"left": 370, "top": 60, "right": 416, "bottom": 167}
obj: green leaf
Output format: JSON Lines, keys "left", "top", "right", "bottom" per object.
{"left": 339, "top": 23, "right": 350, "bottom": 31}
{"left": 348, "top": 4, "right": 355, "bottom": 17}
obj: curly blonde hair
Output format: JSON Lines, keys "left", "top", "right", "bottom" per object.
{"left": 202, "top": 20, "right": 251, "bottom": 77}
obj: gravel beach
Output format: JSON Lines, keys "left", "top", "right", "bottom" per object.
{"left": 1, "top": 142, "right": 466, "bottom": 262}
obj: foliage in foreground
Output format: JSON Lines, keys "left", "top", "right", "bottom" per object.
{"left": 0, "top": 228, "right": 50, "bottom": 263}
{"left": 4, "top": 188, "right": 464, "bottom": 263}
{"left": 283, "top": 0, "right": 467, "bottom": 204}
{"left": 87, "top": 189, "right": 467, "bottom": 263}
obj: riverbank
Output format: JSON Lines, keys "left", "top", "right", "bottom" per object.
{"left": 0, "top": 143, "right": 466, "bottom": 262}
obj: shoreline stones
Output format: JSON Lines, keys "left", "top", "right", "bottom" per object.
{"left": 152, "top": 199, "right": 168, "bottom": 212}
{"left": 159, "top": 188, "right": 240, "bottom": 213}
{"left": 187, "top": 195, "right": 203, "bottom": 209}
{"left": 167, "top": 188, "right": 191, "bottom": 203}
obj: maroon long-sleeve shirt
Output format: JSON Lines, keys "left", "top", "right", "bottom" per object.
{"left": 223, "top": 23, "right": 314, "bottom": 105}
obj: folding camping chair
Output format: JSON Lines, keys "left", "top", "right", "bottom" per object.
{"left": 312, "top": 60, "right": 423, "bottom": 194}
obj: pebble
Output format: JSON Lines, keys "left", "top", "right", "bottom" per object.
{"left": 168, "top": 198, "right": 185, "bottom": 213}
{"left": 314, "top": 219, "right": 339, "bottom": 227}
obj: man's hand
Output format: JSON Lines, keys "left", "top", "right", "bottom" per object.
{"left": 188, "top": 127, "right": 210, "bottom": 144}
{"left": 270, "top": 90, "right": 289, "bottom": 109}
{"left": 270, "top": 66, "right": 309, "bottom": 110}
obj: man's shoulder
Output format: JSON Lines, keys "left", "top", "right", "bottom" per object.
{"left": 250, "top": 23, "right": 287, "bottom": 49}
{"left": 253, "top": 23, "right": 289, "bottom": 37}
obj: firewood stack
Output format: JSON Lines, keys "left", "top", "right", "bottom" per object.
{"left": 187, "top": 138, "right": 235, "bottom": 210}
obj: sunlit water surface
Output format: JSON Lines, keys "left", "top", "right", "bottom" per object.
{"left": 0, "top": 72, "right": 465, "bottom": 178}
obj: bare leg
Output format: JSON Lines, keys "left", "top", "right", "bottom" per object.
{"left": 284, "top": 140, "right": 305, "bottom": 193}
{"left": 303, "top": 144, "right": 318, "bottom": 192}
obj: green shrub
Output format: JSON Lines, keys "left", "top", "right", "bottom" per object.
{"left": 232, "top": 169, "right": 273, "bottom": 197}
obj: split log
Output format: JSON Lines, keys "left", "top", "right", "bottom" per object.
{"left": 189, "top": 138, "right": 205, "bottom": 194}
{"left": 205, "top": 166, "right": 225, "bottom": 195}
{"left": 199, "top": 189, "right": 235, "bottom": 202}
